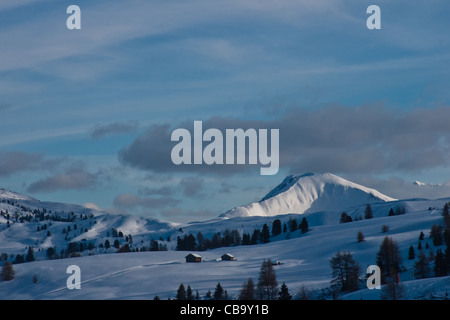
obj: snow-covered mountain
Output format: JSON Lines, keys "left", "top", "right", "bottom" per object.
{"left": 1, "top": 174, "right": 450, "bottom": 300}
{"left": 221, "top": 173, "right": 396, "bottom": 218}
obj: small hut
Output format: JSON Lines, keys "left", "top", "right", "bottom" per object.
{"left": 221, "top": 253, "right": 234, "bottom": 261}
{"left": 185, "top": 253, "right": 202, "bottom": 263}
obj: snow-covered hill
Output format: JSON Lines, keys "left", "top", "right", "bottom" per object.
{"left": 221, "top": 173, "right": 396, "bottom": 218}
{"left": 1, "top": 173, "right": 450, "bottom": 300}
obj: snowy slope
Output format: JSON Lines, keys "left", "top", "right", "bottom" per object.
{"left": 221, "top": 173, "right": 396, "bottom": 218}
{"left": 0, "top": 200, "right": 448, "bottom": 300}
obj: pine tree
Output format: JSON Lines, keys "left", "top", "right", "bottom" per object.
{"left": 430, "top": 224, "right": 444, "bottom": 246}
{"left": 408, "top": 245, "right": 415, "bottom": 260}
{"left": 278, "top": 282, "right": 292, "bottom": 300}
{"left": 419, "top": 231, "right": 425, "bottom": 241}
{"left": 414, "top": 250, "right": 430, "bottom": 279}
{"left": 26, "top": 247, "right": 35, "bottom": 262}
{"left": 376, "top": 236, "right": 402, "bottom": 284}
{"left": 239, "top": 278, "right": 255, "bottom": 300}
{"left": 256, "top": 259, "right": 278, "bottom": 300}
{"left": 434, "top": 249, "right": 447, "bottom": 277}
{"left": 187, "top": 284, "right": 193, "bottom": 300}
{"left": 261, "top": 224, "right": 270, "bottom": 243}
{"left": 388, "top": 208, "right": 395, "bottom": 216}
{"left": 340, "top": 212, "right": 352, "bottom": 224}
{"left": 299, "top": 217, "right": 309, "bottom": 234}
{"left": 1, "top": 261, "right": 15, "bottom": 281}
{"left": 272, "top": 219, "right": 282, "bottom": 237}
{"left": 176, "top": 283, "right": 186, "bottom": 300}
{"left": 443, "top": 202, "right": 450, "bottom": 228}
{"left": 214, "top": 282, "right": 224, "bottom": 300}
{"left": 357, "top": 231, "right": 365, "bottom": 243}
{"left": 364, "top": 204, "right": 373, "bottom": 219}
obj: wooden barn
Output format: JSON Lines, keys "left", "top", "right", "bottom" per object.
{"left": 185, "top": 253, "right": 202, "bottom": 263}
{"left": 221, "top": 253, "right": 234, "bottom": 261}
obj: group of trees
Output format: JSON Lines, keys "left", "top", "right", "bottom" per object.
{"left": 176, "top": 217, "right": 309, "bottom": 252}
{"left": 330, "top": 235, "right": 404, "bottom": 300}
{"left": 408, "top": 202, "right": 450, "bottom": 280}
{"left": 340, "top": 204, "right": 406, "bottom": 224}
{"left": 174, "top": 259, "right": 291, "bottom": 300}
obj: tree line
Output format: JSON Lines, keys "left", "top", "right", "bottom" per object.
{"left": 176, "top": 217, "right": 309, "bottom": 251}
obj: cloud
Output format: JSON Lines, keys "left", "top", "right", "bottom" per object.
{"left": 350, "top": 175, "right": 450, "bottom": 201}
{"left": 179, "top": 177, "right": 204, "bottom": 197}
{"left": 118, "top": 104, "right": 450, "bottom": 176}
{"left": 27, "top": 167, "right": 98, "bottom": 193}
{"left": 113, "top": 192, "right": 180, "bottom": 209}
{"left": 138, "top": 185, "right": 175, "bottom": 197}
{"left": 0, "top": 151, "right": 62, "bottom": 177}
{"left": 91, "top": 121, "right": 139, "bottom": 139}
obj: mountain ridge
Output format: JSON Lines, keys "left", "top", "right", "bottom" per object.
{"left": 221, "top": 172, "right": 397, "bottom": 218}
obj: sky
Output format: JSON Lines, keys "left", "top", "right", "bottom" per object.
{"left": 1, "top": 0, "right": 450, "bottom": 223}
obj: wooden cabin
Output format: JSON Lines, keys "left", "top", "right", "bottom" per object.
{"left": 185, "top": 253, "right": 202, "bottom": 263}
{"left": 221, "top": 253, "right": 234, "bottom": 261}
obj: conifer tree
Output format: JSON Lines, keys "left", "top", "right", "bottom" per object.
{"left": 364, "top": 204, "right": 373, "bottom": 219}
{"left": 187, "top": 284, "right": 193, "bottom": 300}
{"left": 376, "top": 236, "right": 402, "bottom": 284}
{"left": 357, "top": 231, "right": 365, "bottom": 243}
{"left": 256, "top": 259, "right": 278, "bottom": 300}
{"left": 261, "top": 224, "right": 270, "bottom": 243}
{"left": 26, "top": 247, "right": 35, "bottom": 262}
{"left": 214, "top": 282, "right": 224, "bottom": 300}
{"left": 408, "top": 245, "right": 415, "bottom": 260}
{"left": 414, "top": 250, "right": 430, "bottom": 279}
{"left": 272, "top": 219, "right": 282, "bottom": 237}
{"left": 1, "top": 261, "right": 15, "bottom": 281}
{"left": 299, "top": 217, "right": 309, "bottom": 234}
{"left": 176, "top": 283, "right": 186, "bottom": 300}
{"left": 239, "top": 278, "right": 255, "bottom": 300}
{"left": 278, "top": 282, "right": 292, "bottom": 300}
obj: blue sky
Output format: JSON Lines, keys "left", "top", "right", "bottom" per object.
{"left": 1, "top": 0, "right": 450, "bottom": 223}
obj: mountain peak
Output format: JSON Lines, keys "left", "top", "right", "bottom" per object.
{"left": 222, "top": 173, "right": 396, "bottom": 218}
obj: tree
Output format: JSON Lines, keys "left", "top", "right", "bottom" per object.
{"left": 434, "top": 249, "right": 447, "bottom": 277}
{"left": 414, "top": 250, "right": 430, "bottom": 279}
{"left": 288, "top": 218, "right": 298, "bottom": 232}
{"left": 329, "top": 251, "right": 361, "bottom": 293}
{"left": 364, "top": 204, "right": 373, "bottom": 219}
{"left": 26, "top": 247, "right": 35, "bottom": 262}
{"left": 113, "top": 239, "right": 120, "bottom": 249}
{"left": 1, "top": 261, "right": 15, "bottom": 281}
{"left": 176, "top": 283, "right": 186, "bottom": 300}
{"left": 382, "top": 224, "right": 390, "bottom": 233}
{"left": 376, "top": 236, "right": 402, "bottom": 284}
{"left": 272, "top": 219, "right": 282, "bottom": 237}
{"left": 239, "top": 278, "right": 255, "bottom": 300}
{"left": 357, "top": 231, "right": 365, "bottom": 243}
{"left": 430, "top": 224, "right": 444, "bottom": 246}
{"left": 443, "top": 202, "right": 450, "bottom": 229}
{"left": 256, "top": 259, "right": 278, "bottom": 300}
{"left": 340, "top": 212, "right": 352, "bottom": 224}
{"left": 187, "top": 284, "right": 193, "bottom": 300}
{"left": 261, "top": 224, "right": 270, "bottom": 243}
{"left": 278, "top": 282, "right": 292, "bottom": 300}
{"left": 419, "top": 231, "right": 425, "bottom": 241}
{"left": 214, "top": 282, "right": 224, "bottom": 300}
{"left": 408, "top": 246, "right": 415, "bottom": 260}
{"left": 388, "top": 208, "right": 395, "bottom": 216}
{"left": 104, "top": 240, "right": 110, "bottom": 249}
{"left": 299, "top": 217, "right": 309, "bottom": 234}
